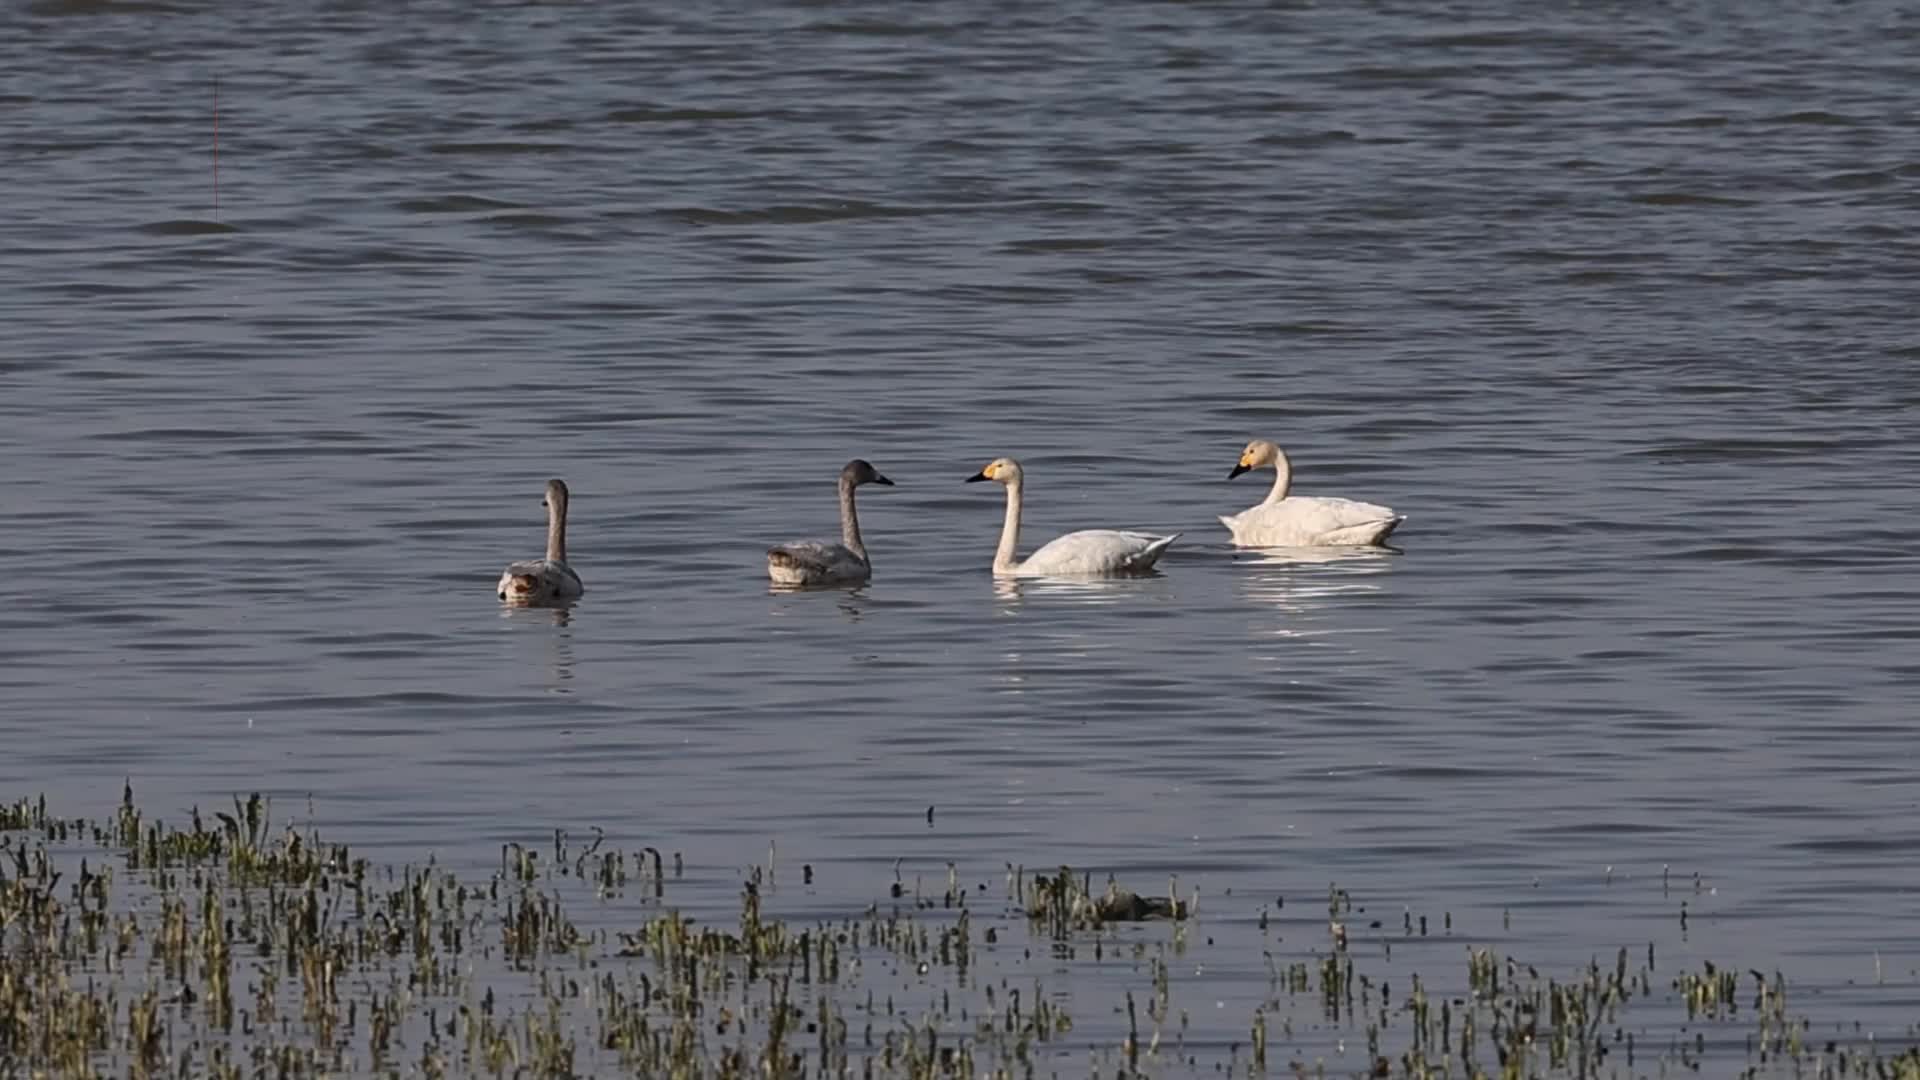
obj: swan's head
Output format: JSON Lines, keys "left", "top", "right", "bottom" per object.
{"left": 965, "top": 457, "right": 1023, "bottom": 486}
{"left": 842, "top": 459, "right": 895, "bottom": 487}
{"left": 542, "top": 478, "right": 570, "bottom": 512}
{"left": 1229, "top": 440, "right": 1281, "bottom": 479}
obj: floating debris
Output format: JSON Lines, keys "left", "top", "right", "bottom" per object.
{"left": 1024, "top": 866, "right": 1190, "bottom": 935}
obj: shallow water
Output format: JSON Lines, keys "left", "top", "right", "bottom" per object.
{"left": 3, "top": 0, "right": 1919, "bottom": 1070}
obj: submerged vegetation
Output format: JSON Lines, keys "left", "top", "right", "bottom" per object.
{"left": 1, "top": 788, "right": 1916, "bottom": 1078}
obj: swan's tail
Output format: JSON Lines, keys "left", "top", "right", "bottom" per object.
{"left": 1357, "top": 516, "right": 1405, "bottom": 545}
{"left": 766, "top": 547, "right": 804, "bottom": 570}
{"left": 1318, "top": 516, "right": 1405, "bottom": 547}
{"left": 1137, "top": 532, "right": 1181, "bottom": 569}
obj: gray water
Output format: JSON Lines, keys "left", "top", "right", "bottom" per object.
{"left": 4, "top": 0, "right": 1919, "bottom": 1068}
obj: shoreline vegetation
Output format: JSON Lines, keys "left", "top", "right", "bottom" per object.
{"left": 1, "top": 788, "right": 1915, "bottom": 1078}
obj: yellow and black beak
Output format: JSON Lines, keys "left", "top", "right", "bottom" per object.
{"left": 1228, "top": 463, "right": 1252, "bottom": 479}
{"left": 965, "top": 470, "right": 990, "bottom": 483}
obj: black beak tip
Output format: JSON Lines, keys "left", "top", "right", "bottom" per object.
{"left": 875, "top": 475, "right": 895, "bottom": 486}
{"left": 497, "top": 591, "right": 506, "bottom": 600}
{"left": 964, "top": 471, "right": 988, "bottom": 483}
{"left": 1228, "top": 464, "right": 1251, "bottom": 479}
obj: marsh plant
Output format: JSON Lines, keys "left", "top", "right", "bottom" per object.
{"left": 1, "top": 788, "right": 1916, "bottom": 1078}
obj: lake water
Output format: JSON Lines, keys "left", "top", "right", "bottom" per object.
{"left": 3, "top": 0, "right": 1919, "bottom": 1072}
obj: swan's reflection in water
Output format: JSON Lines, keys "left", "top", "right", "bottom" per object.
{"left": 498, "top": 603, "right": 577, "bottom": 690}
{"left": 988, "top": 574, "right": 1173, "bottom": 695}
{"left": 1233, "top": 545, "right": 1398, "bottom": 637}
{"left": 767, "top": 582, "right": 869, "bottom": 622}
{"left": 497, "top": 603, "right": 576, "bottom": 626}
{"left": 990, "top": 573, "right": 1165, "bottom": 609}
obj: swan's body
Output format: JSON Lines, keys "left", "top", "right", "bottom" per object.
{"left": 1011, "top": 529, "right": 1179, "bottom": 576}
{"left": 1221, "top": 440, "right": 1403, "bottom": 547}
{"left": 966, "top": 457, "right": 1179, "bottom": 576}
{"left": 497, "top": 479, "right": 584, "bottom": 606}
{"left": 768, "top": 459, "right": 894, "bottom": 587}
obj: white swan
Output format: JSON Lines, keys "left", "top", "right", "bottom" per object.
{"left": 1220, "top": 440, "right": 1403, "bottom": 547}
{"left": 767, "top": 459, "right": 894, "bottom": 587}
{"left": 966, "top": 457, "right": 1179, "bottom": 576}
{"left": 496, "top": 478, "right": 584, "bottom": 606}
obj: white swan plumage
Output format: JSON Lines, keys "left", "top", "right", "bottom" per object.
{"left": 497, "top": 478, "right": 584, "bottom": 605}
{"left": 966, "top": 457, "right": 1178, "bottom": 576}
{"left": 1220, "top": 440, "right": 1403, "bottom": 547}
{"left": 767, "top": 459, "right": 894, "bottom": 587}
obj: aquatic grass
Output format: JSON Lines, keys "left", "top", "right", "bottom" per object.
{"left": 2, "top": 790, "right": 1918, "bottom": 1078}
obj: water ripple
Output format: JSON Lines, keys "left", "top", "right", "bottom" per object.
{"left": 3, "top": 0, "right": 1918, "bottom": 1066}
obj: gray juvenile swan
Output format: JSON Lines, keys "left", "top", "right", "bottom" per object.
{"left": 496, "top": 478, "right": 584, "bottom": 606}
{"left": 767, "top": 459, "right": 895, "bottom": 587}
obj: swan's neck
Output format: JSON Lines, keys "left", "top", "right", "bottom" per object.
{"left": 838, "top": 475, "right": 867, "bottom": 561}
{"left": 546, "top": 495, "right": 568, "bottom": 563}
{"left": 1264, "top": 451, "right": 1293, "bottom": 505}
{"left": 994, "top": 480, "right": 1023, "bottom": 573}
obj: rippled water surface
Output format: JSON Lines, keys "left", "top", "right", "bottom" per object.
{"left": 4, "top": 0, "right": 1920, "bottom": 1070}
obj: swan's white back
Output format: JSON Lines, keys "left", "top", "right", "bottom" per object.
{"left": 1017, "top": 528, "right": 1180, "bottom": 576}
{"left": 1220, "top": 497, "right": 1401, "bottom": 547}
